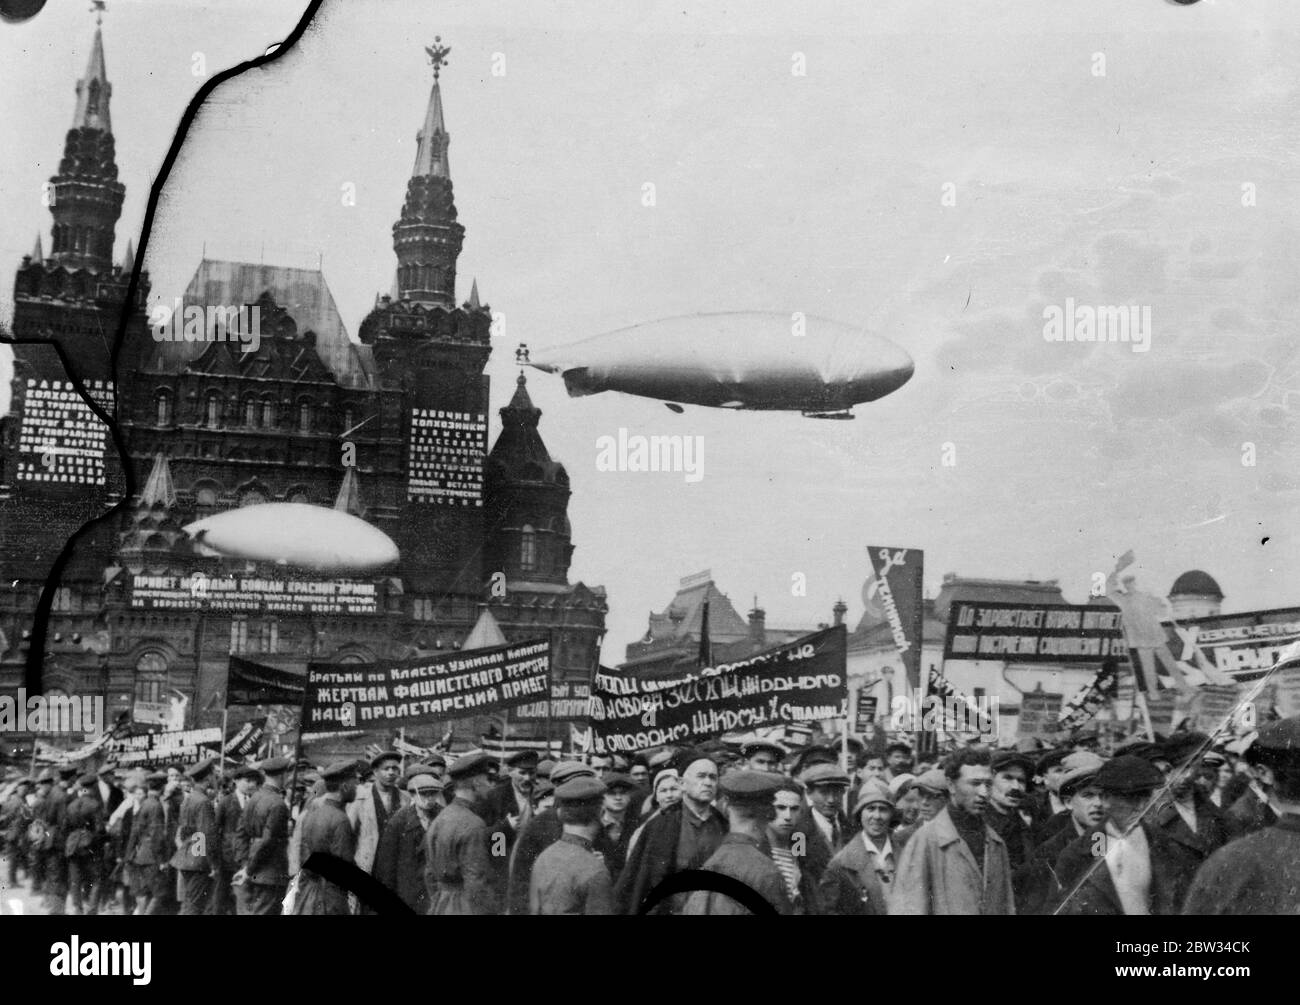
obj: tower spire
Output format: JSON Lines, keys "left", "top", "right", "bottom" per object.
{"left": 30, "top": 234, "right": 43, "bottom": 264}
{"left": 74, "top": 6, "right": 113, "bottom": 133}
{"left": 391, "top": 39, "right": 464, "bottom": 306}
{"left": 48, "top": 6, "right": 124, "bottom": 273}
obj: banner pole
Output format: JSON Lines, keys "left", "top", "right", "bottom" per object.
{"left": 399, "top": 726, "right": 406, "bottom": 772}
{"left": 218, "top": 702, "right": 228, "bottom": 789}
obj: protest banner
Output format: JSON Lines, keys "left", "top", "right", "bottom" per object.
{"left": 301, "top": 638, "right": 551, "bottom": 733}
{"left": 1162, "top": 607, "right": 1300, "bottom": 682}
{"left": 226, "top": 656, "right": 307, "bottom": 706}
{"left": 1018, "top": 687, "right": 1063, "bottom": 742}
{"left": 944, "top": 601, "right": 1126, "bottom": 663}
{"left": 512, "top": 681, "right": 591, "bottom": 721}
{"left": 223, "top": 717, "right": 267, "bottom": 758}
{"left": 589, "top": 626, "right": 846, "bottom": 754}
{"left": 106, "top": 727, "right": 223, "bottom": 767}
{"left": 1056, "top": 658, "right": 1121, "bottom": 735}
{"left": 853, "top": 692, "right": 878, "bottom": 734}
{"left": 866, "top": 546, "right": 924, "bottom": 690}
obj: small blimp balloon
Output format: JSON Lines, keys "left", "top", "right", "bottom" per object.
{"left": 527, "top": 311, "right": 914, "bottom": 418}
{"left": 182, "top": 503, "right": 399, "bottom": 573}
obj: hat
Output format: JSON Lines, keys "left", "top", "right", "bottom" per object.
{"left": 792, "top": 745, "right": 840, "bottom": 776}
{"left": 555, "top": 776, "right": 606, "bottom": 804}
{"left": 423, "top": 752, "right": 447, "bottom": 768}
{"left": 532, "top": 779, "right": 555, "bottom": 800}
{"left": 718, "top": 770, "right": 784, "bottom": 803}
{"left": 885, "top": 740, "right": 913, "bottom": 757}
{"left": 1057, "top": 753, "right": 1107, "bottom": 798}
{"left": 536, "top": 758, "right": 556, "bottom": 779}
{"left": 852, "top": 778, "right": 895, "bottom": 817}
{"left": 603, "top": 772, "right": 636, "bottom": 792}
{"left": 801, "top": 763, "right": 850, "bottom": 789}
{"left": 1161, "top": 731, "right": 1212, "bottom": 769}
{"left": 233, "top": 765, "right": 264, "bottom": 781}
{"left": 77, "top": 772, "right": 97, "bottom": 787}
{"left": 403, "top": 761, "right": 432, "bottom": 782}
{"left": 505, "top": 749, "right": 540, "bottom": 768}
{"left": 1112, "top": 739, "right": 1162, "bottom": 763}
{"left": 447, "top": 751, "right": 494, "bottom": 782}
{"left": 186, "top": 757, "right": 218, "bottom": 782}
{"left": 37, "top": 768, "right": 56, "bottom": 783}
{"left": 1035, "top": 747, "right": 1071, "bottom": 775}
{"left": 914, "top": 768, "right": 949, "bottom": 794}
{"left": 646, "top": 748, "right": 675, "bottom": 771}
{"left": 146, "top": 771, "right": 169, "bottom": 786}
{"left": 550, "top": 761, "right": 596, "bottom": 786}
{"left": 369, "top": 750, "right": 401, "bottom": 768}
{"left": 888, "top": 772, "right": 917, "bottom": 799}
{"left": 58, "top": 763, "right": 79, "bottom": 777}
{"left": 669, "top": 748, "right": 717, "bottom": 777}
{"left": 407, "top": 772, "right": 444, "bottom": 792}
{"left": 739, "top": 738, "right": 787, "bottom": 759}
{"left": 1095, "top": 755, "right": 1164, "bottom": 795}
{"left": 1201, "top": 750, "right": 1227, "bottom": 767}
{"left": 652, "top": 768, "right": 680, "bottom": 793}
{"left": 318, "top": 760, "right": 357, "bottom": 782}
{"left": 990, "top": 749, "right": 1036, "bottom": 778}
{"left": 256, "top": 755, "right": 293, "bottom": 774}
{"left": 1245, "top": 715, "right": 1300, "bottom": 768}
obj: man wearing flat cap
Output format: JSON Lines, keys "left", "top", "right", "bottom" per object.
{"left": 424, "top": 751, "right": 501, "bottom": 914}
{"left": 64, "top": 773, "right": 105, "bottom": 915}
{"left": 374, "top": 767, "right": 444, "bottom": 913}
{"left": 799, "top": 762, "right": 855, "bottom": 857}
{"left": 614, "top": 748, "right": 727, "bottom": 915}
{"left": 984, "top": 749, "right": 1038, "bottom": 911}
{"left": 740, "top": 737, "right": 786, "bottom": 774}
{"left": 681, "top": 771, "right": 793, "bottom": 915}
{"left": 213, "top": 765, "right": 261, "bottom": 915}
{"left": 893, "top": 768, "right": 948, "bottom": 850}
{"left": 819, "top": 778, "right": 896, "bottom": 915}
{"left": 170, "top": 759, "right": 220, "bottom": 915}
{"left": 505, "top": 760, "right": 597, "bottom": 915}
{"left": 234, "top": 756, "right": 292, "bottom": 915}
{"left": 124, "top": 771, "right": 170, "bottom": 915}
{"left": 1183, "top": 716, "right": 1300, "bottom": 914}
{"left": 292, "top": 761, "right": 359, "bottom": 915}
{"left": 1149, "top": 731, "right": 1237, "bottom": 872}
{"left": 1019, "top": 753, "right": 1106, "bottom": 914}
{"left": 529, "top": 776, "right": 615, "bottom": 915}
{"left": 348, "top": 750, "right": 410, "bottom": 877}
{"left": 1054, "top": 755, "right": 1199, "bottom": 915}
{"left": 1027, "top": 748, "right": 1071, "bottom": 840}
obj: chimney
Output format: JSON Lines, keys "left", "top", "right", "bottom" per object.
{"left": 748, "top": 599, "right": 766, "bottom": 648}
{"left": 832, "top": 598, "right": 847, "bottom": 627}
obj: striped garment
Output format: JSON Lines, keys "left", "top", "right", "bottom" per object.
{"left": 770, "top": 845, "right": 802, "bottom": 905}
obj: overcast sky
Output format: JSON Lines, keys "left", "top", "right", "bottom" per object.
{"left": 2, "top": 0, "right": 1297, "bottom": 664}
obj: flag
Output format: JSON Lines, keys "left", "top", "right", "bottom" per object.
{"left": 226, "top": 656, "right": 305, "bottom": 706}
{"left": 698, "top": 598, "right": 712, "bottom": 668}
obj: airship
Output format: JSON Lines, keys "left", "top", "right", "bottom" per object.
{"left": 525, "top": 312, "right": 914, "bottom": 419}
{"left": 182, "top": 503, "right": 400, "bottom": 573}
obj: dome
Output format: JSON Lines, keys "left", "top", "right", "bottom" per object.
{"left": 1169, "top": 570, "right": 1223, "bottom": 599}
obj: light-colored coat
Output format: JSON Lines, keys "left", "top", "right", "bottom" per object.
{"left": 347, "top": 782, "right": 410, "bottom": 874}
{"left": 889, "top": 807, "right": 1015, "bottom": 915}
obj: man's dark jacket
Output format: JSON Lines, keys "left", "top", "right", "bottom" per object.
{"left": 613, "top": 802, "right": 727, "bottom": 915}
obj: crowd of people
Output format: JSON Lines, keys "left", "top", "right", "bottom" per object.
{"left": 2, "top": 714, "right": 1298, "bottom": 915}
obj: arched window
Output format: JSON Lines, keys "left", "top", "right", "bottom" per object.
{"left": 204, "top": 391, "right": 221, "bottom": 427}
{"left": 520, "top": 524, "right": 537, "bottom": 573}
{"left": 244, "top": 397, "right": 257, "bottom": 427}
{"left": 155, "top": 390, "right": 172, "bottom": 426}
{"left": 87, "top": 79, "right": 101, "bottom": 116}
{"left": 261, "top": 396, "right": 276, "bottom": 428}
{"left": 239, "top": 489, "right": 267, "bottom": 508}
{"left": 298, "top": 399, "right": 312, "bottom": 433}
{"left": 134, "top": 651, "right": 168, "bottom": 706}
